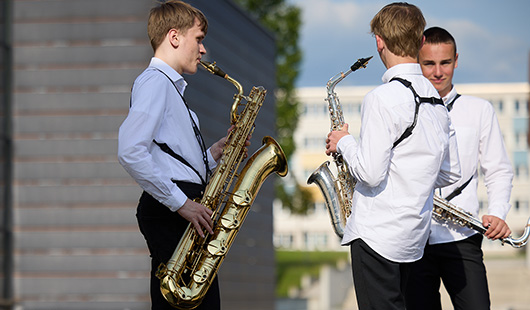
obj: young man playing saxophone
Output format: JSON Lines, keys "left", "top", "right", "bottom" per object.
{"left": 405, "top": 26, "right": 514, "bottom": 310}
{"left": 325, "top": 3, "right": 461, "bottom": 309}
{"left": 117, "top": 1, "right": 247, "bottom": 309}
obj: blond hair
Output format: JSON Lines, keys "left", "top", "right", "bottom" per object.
{"left": 370, "top": 2, "right": 425, "bottom": 58}
{"left": 147, "top": 0, "right": 208, "bottom": 52}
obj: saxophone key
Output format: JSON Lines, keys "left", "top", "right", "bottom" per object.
{"left": 193, "top": 266, "right": 212, "bottom": 284}
{"left": 207, "top": 239, "right": 228, "bottom": 256}
{"left": 221, "top": 208, "right": 240, "bottom": 229}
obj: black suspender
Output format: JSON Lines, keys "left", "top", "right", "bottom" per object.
{"left": 152, "top": 69, "right": 211, "bottom": 186}
{"left": 390, "top": 77, "right": 444, "bottom": 148}
{"left": 152, "top": 140, "right": 207, "bottom": 186}
{"left": 444, "top": 175, "right": 473, "bottom": 201}
{"left": 442, "top": 93, "right": 467, "bottom": 200}
{"left": 446, "top": 93, "right": 461, "bottom": 112}
{"left": 390, "top": 78, "right": 470, "bottom": 200}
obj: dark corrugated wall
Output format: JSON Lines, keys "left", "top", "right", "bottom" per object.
{"left": 11, "top": 0, "right": 277, "bottom": 309}
{"left": 0, "top": 0, "right": 14, "bottom": 308}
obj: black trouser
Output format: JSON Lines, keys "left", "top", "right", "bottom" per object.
{"left": 350, "top": 238, "right": 411, "bottom": 310}
{"left": 405, "top": 234, "right": 489, "bottom": 310}
{"left": 136, "top": 182, "right": 220, "bottom": 310}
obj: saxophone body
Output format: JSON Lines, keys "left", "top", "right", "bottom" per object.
{"left": 433, "top": 195, "right": 530, "bottom": 248}
{"left": 307, "top": 57, "right": 372, "bottom": 238}
{"left": 156, "top": 61, "right": 288, "bottom": 309}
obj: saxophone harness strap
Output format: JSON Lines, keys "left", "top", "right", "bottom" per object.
{"left": 151, "top": 68, "right": 210, "bottom": 187}
{"left": 153, "top": 140, "right": 207, "bottom": 187}
{"left": 390, "top": 77, "right": 444, "bottom": 149}
{"left": 444, "top": 175, "right": 473, "bottom": 201}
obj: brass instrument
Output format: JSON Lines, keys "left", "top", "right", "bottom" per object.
{"left": 307, "top": 57, "right": 372, "bottom": 238}
{"left": 433, "top": 195, "right": 530, "bottom": 248}
{"left": 156, "top": 61, "right": 288, "bottom": 309}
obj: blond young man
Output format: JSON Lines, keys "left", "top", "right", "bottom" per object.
{"left": 118, "top": 1, "right": 238, "bottom": 309}
{"left": 325, "top": 3, "right": 461, "bottom": 309}
{"left": 405, "top": 26, "right": 513, "bottom": 310}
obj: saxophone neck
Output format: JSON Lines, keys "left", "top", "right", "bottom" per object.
{"left": 326, "top": 70, "right": 352, "bottom": 94}
{"left": 326, "top": 56, "right": 373, "bottom": 94}
{"left": 200, "top": 60, "right": 243, "bottom": 124}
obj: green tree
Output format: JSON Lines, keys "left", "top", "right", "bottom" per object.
{"left": 234, "top": 0, "right": 313, "bottom": 214}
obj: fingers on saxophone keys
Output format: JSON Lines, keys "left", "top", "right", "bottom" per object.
{"left": 193, "top": 221, "right": 206, "bottom": 238}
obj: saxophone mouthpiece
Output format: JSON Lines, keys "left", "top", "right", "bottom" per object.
{"left": 351, "top": 56, "right": 373, "bottom": 72}
{"left": 200, "top": 60, "right": 227, "bottom": 78}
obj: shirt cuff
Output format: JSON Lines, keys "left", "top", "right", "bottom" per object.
{"left": 207, "top": 148, "right": 218, "bottom": 170}
{"left": 337, "top": 135, "right": 356, "bottom": 157}
{"left": 163, "top": 188, "right": 189, "bottom": 212}
{"left": 487, "top": 202, "right": 511, "bottom": 220}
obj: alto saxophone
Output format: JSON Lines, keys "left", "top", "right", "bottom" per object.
{"left": 433, "top": 195, "right": 530, "bottom": 248}
{"left": 307, "top": 57, "right": 372, "bottom": 238}
{"left": 156, "top": 61, "right": 288, "bottom": 309}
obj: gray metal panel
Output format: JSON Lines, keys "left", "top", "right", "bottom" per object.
{"left": 14, "top": 91, "right": 132, "bottom": 112}
{"left": 15, "top": 185, "right": 142, "bottom": 205}
{"left": 15, "top": 231, "right": 146, "bottom": 249}
{"left": 15, "top": 162, "right": 129, "bottom": 180}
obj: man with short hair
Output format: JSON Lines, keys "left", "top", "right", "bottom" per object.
{"left": 325, "top": 4, "right": 461, "bottom": 310}
{"left": 118, "top": 1, "right": 238, "bottom": 309}
{"left": 405, "top": 26, "right": 513, "bottom": 310}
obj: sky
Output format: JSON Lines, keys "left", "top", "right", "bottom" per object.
{"left": 287, "top": 0, "right": 530, "bottom": 88}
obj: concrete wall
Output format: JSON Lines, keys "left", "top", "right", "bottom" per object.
{"left": 12, "top": 0, "right": 277, "bottom": 309}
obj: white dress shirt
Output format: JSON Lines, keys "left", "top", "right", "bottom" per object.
{"left": 429, "top": 87, "right": 513, "bottom": 244}
{"left": 338, "top": 63, "right": 461, "bottom": 263}
{"left": 118, "top": 57, "right": 218, "bottom": 212}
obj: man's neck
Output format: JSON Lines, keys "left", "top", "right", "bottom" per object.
{"left": 383, "top": 54, "right": 418, "bottom": 69}
{"left": 154, "top": 48, "right": 181, "bottom": 74}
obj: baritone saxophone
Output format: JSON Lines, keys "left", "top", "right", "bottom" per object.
{"left": 156, "top": 61, "right": 288, "bottom": 309}
{"left": 307, "top": 57, "right": 372, "bottom": 238}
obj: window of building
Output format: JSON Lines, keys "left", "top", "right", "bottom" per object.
{"left": 304, "top": 232, "right": 329, "bottom": 250}
{"left": 274, "top": 234, "right": 294, "bottom": 248}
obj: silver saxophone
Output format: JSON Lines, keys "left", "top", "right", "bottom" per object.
{"left": 433, "top": 195, "right": 530, "bottom": 248}
{"left": 307, "top": 57, "right": 372, "bottom": 238}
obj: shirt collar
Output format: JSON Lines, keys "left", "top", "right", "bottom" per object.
{"left": 149, "top": 57, "right": 188, "bottom": 94}
{"left": 442, "top": 85, "right": 458, "bottom": 105}
{"left": 382, "top": 63, "right": 423, "bottom": 84}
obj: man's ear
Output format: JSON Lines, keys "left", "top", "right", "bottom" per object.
{"left": 375, "top": 35, "right": 384, "bottom": 53}
{"left": 168, "top": 28, "right": 179, "bottom": 48}
{"left": 454, "top": 52, "right": 459, "bottom": 69}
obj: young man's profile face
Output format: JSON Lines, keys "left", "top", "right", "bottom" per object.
{"left": 174, "top": 18, "right": 207, "bottom": 75}
{"left": 418, "top": 43, "right": 458, "bottom": 98}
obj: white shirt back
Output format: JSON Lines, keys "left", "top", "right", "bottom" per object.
{"left": 339, "top": 63, "right": 461, "bottom": 262}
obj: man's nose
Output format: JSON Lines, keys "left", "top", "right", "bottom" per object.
{"left": 434, "top": 65, "right": 443, "bottom": 77}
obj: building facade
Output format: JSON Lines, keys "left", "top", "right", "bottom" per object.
{"left": 275, "top": 82, "right": 530, "bottom": 253}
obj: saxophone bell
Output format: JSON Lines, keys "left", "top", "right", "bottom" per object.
{"left": 307, "top": 161, "right": 345, "bottom": 238}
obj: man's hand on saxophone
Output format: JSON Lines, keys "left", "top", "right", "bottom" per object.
{"left": 177, "top": 199, "right": 214, "bottom": 238}
{"left": 326, "top": 123, "right": 350, "bottom": 155}
{"left": 179, "top": 124, "right": 252, "bottom": 238}
{"left": 482, "top": 215, "right": 511, "bottom": 240}
{"left": 210, "top": 125, "right": 252, "bottom": 161}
